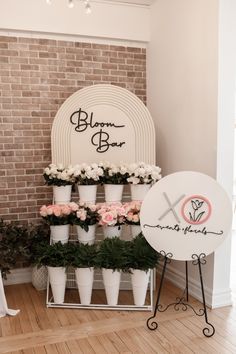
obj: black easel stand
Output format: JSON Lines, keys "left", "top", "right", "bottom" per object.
{"left": 147, "top": 251, "right": 215, "bottom": 337}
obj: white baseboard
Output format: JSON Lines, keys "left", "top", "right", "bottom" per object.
{"left": 3, "top": 268, "right": 32, "bottom": 286}
{"left": 162, "top": 264, "right": 232, "bottom": 309}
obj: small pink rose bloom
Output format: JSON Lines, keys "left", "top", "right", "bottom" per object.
{"left": 68, "top": 202, "right": 78, "bottom": 211}
{"left": 53, "top": 205, "right": 62, "bottom": 217}
{"left": 61, "top": 205, "right": 71, "bottom": 215}
{"left": 101, "top": 212, "right": 116, "bottom": 226}
{"left": 133, "top": 214, "right": 140, "bottom": 223}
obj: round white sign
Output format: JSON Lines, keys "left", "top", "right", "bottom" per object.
{"left": 140, "top": 171, "right": 232, "bottom": 261}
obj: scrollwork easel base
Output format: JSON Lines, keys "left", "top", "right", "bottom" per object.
{"left": 146, "top": 252, "right": 215, "bottom": 338}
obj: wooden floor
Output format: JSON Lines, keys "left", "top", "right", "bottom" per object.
{"left": 0, "top": 281, "right": 236, "bottom": 354}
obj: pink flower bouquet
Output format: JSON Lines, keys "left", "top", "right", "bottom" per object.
{"left": 97, "top": 202, "right": 127, "bottom": 227}
{"left": 39, "top": 202, "right": 77, "bottom": 225}
{"left": 124, "top": 201, "right": 142, "bottom": 225}
{"left": 71, "top": 202, "right": 99, "bottom": 231}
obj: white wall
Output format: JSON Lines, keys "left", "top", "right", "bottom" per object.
{"left": 147, "top": 0, "right": 236, "bottom": 308}
{"left": 147, "top": 0, "right": 218, "bottom": 177}
{"left": 0, "top": 0, "right": 150, "bottom": 43}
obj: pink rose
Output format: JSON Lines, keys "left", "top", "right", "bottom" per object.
{"left": 53, "top": 205, "right": 62, "bottom": 217}
{"left": 68, "top": 202, "right": 78, "bottom": 211}
{"left": 47, "top": 206, "right": 53, "bottom": 215}
{"left": 61, "top": 205, "right": 71, "bottom": 215}
{"left": 101, "top": 212, "right": 116, "bottom": 226}
{"left": 77, "top": 209, "right": 87, "bottom": 221}
{"left": 39, "top": 205, "right": 47, "bottom": 217}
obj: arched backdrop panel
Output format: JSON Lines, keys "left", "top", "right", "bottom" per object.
{"left": 51, "top": 84, "right": 156, "bottom": 165}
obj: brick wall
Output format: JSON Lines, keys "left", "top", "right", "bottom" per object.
{"left": 0, "top": 35, "right": 146, "bottom": 225}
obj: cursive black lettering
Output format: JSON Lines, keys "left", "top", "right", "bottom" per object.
{"left": 70, "top": 108, "right": 125, "bottom": 133}
{"left": 143, "top": 223, "right": 223, "bottom": 237}
{"left": 91, "top": 129, "right": 125, "bottom": 153}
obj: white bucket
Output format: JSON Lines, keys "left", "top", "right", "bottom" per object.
{"left": 78, "top": 185, "right": 97, "bottom": 204}
{"left": 76, "top": 224, "right": 96, "bottom": 245}
{"left": 130, "top": 184, "right": 151, "bottom": 201}
{"left": 48, "top": 266, "right": 67, "bottom": 304}
{"left": 102, "top": 268, "right": 121, "bottom": 306}
{"left": 50, "top": 224, "right": 70, "bottom": 244}
{"left": 131, "top": 269, "right": 150, "bottom": 306}
{"left": 102, "top": 225, "right": 122, "bottom": 239}
{"left": 53, "top": 185, "right": 72, "bottom": 204}
{"left": 104, "top": 184, "right": 124, "bottom": 203}
{"left": 75, "top": 267, "right": 94, "bottom": 305}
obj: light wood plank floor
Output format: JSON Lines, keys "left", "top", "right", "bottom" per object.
{"left": 0, "top": 281, "right": 235, "bottom": 354}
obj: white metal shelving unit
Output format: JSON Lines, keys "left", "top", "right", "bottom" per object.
{"left": 47, "top": 84, "right": 157, "bottom": 311}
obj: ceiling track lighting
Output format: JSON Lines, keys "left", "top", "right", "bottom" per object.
{"left": 46, "top": 0, "right": 91, "bottom": 14}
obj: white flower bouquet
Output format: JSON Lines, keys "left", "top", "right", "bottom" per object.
{"left": 127, "top": 162, "right": 162, "bottom": 184}
{"left": 74, "top": 163, "right": 104, "bottom": 185}
{"left": 43, "top": 163, "right": 75, "bottom": 186}
{"left": 99, "top": 161, "right": 129, "bottom": 184}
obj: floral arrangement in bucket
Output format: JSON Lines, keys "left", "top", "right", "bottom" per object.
{"left": 70, "top": 202, "right": 99, "bottom": 244}
{"left": 39, "top": 203, "right": 76, "bottom": 244}
{"left": 97, "top": 202, "right": 126, "bottom": 238}
{"left": 126, "top": 234, "right": 160, "bottom": 306}
{"left": 43, "top": 163, "right": 75, "bottom": 186}
{"left": 126, "top": 162, "right": 162, "bottom": 201}
{"left": 68, "top": 242, "right": 98, "bottom": 305}
{"left": 39, "top": 203, "right": 75, "bottom": 225}
{"left": 124, "top": 201, "right": 142, "bottom": 237}
{"left": 35, "top": 242, "right": 71, "bottom": 304}
{"left": 127, "top": 162, "right": 162, "bottom": 185}
{"left": 74, "top": 163, "right": 104, "bottom": 185}
{"left": 99, "top": 161, "right": 129, "bottom": 202}
{"left": 74, "top": 163, "right": 104, "bottom": 203}
{"left": 95, "top": 237, "right": 129, "bottom": 306}
{"left": 43, "top": 163, "right": 75, "bottom": 204}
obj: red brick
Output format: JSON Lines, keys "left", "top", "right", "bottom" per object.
{"left": 0, "top": 35, "right": 146, "bottom": 225}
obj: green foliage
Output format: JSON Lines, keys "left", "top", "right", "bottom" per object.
{"left": 27, "top": 222, "right": 50, "bottom": 265}
{"left": 127, "top": 234, "right": 159, "bottom": 272}
{"left": 0, "top": 219, "right": 30, "bottom": 278}
{"left": 95, "top": 237, "right": 129, "bottom": 272}
{"left": 68, "top": 242, "right": 98, "bottom": 268}
{"left": 34, "top": 242, "right": 71, "bottom": 268}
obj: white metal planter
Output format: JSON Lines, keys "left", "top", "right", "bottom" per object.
{"left": 76, "top": 224, "right": 96, "bottom": 245}
{"left": 130, "top": 224, "right": 142, "bottom": 238}
{"left": 53, "top": 185, "right": 72, "bottom": 204}
{"left": 78, "top": 185, "right": 97, "bottom": 204}
{"left": 75, "top": 267, "right": 94, "bottom": 305}
{"left": 131, "top": 269, "right": 150, "bottom": 306}
{"left": 102, "top": 225, "right": 122, "bottom": 239}
{"left": 102, "top": 268, "right": 121, "bottom": 306}
{"left": 50, "top": 224, "right": 70, "bottom": 244}
{"left": 130, "top": 184, "right": 151, "bottom": 201}
{"left": 48, "top": 266, "right": 67, "bottom": 304}
{"left": 104, "top": 184, "right": 124, "bottom": 202}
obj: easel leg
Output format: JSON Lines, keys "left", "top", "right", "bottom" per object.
{"left": 147, "top": 256, "right": 168, "bottom": 330}
{"left": 185, "top": 261, "right": 189, "bottom": 302}
{"left": 197, "top": 256, "right": 215, "bottom": 337}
